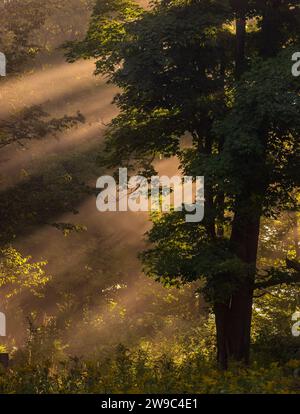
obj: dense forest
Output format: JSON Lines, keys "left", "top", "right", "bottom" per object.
{"left": 0, "top": 0, "right": 300, "bottom": 394}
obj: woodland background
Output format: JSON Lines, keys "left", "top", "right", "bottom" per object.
{"left": 0, "top": 0, "right": 299, "bottom": 393}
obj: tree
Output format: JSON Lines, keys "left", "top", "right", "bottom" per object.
{"left": 66, "top": 0, "right": 300, "bottom": 368}
{"left": 0, "top": 0, "right": 94, "bottom": 72}
{"left": 0, "top": 0, "right": 48, "bottom": 71}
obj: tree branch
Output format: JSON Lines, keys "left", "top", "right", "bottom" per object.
{"left": 254, "top": 260, "right": 300, "bottom": 290}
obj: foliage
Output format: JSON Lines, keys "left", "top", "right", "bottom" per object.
{"left": 0, "top": 0, "right": 299, "bottom": 388}
{"left": 0, "top": 0, "right": 94, "bottom": 72}
{"left": 0, "top": 247, "right": 49, "bottom": 298}
{"left": 0, "top": 0, "right": 49, "bottom": 71}
{"left": 65, "top": 0, "right": 300, "bottom": 307}
{"left": 0, "top": 105, "right": 85, "bottom": 149}
{"left": 0, "top": 324, "right": 299, "bottom": 394}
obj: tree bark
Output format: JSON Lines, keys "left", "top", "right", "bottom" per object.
{"left": 214, "top": 6, "right": 257, "bottom": 370}
{"left": 215, "top": 200, "right": 261, "bottom": 368}
{"left": 214, "top": 0, "right": 283, "bottom": 369}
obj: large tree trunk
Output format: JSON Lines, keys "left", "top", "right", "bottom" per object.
{"left": 214, "top": 4, "right": 257, "bottom": 370}
{"left": 215, "top": 288, "right": 253, "bottom": 369}
{"left": 213, "top": 0, "right": 280, "bottom": 369}
{"left": 215, "top": 202, "right": 261, "bottom": 369}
